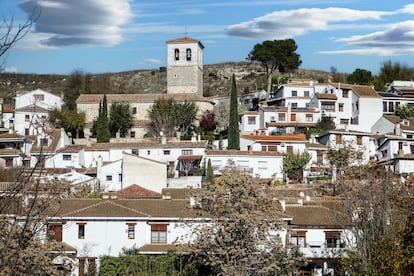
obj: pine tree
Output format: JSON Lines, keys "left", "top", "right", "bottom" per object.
{"left": 227, "top": 74, "right": 240, "bottom": 150}
{"left": 96, "top": 95, "right": 111, "bottom": 142}
{"left": 205, "top": 159, "right": 215, "bottom": 188}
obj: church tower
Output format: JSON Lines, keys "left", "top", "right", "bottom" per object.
{"left": 166, "top": 37, "right": 204, "bottom": 96}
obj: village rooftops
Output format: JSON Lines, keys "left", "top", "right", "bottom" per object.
{"left": 241, "top": 133, "right": 307, "bottom": 142}
{"left": 76, "top": 93, "right": 213, "bottom": 104}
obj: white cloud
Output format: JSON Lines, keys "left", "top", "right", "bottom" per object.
{"left": 322, "top": 21, "right": 414, "bottom": 56}
{"left": 1, "top": 67, "right": 18, "bottom": 73}
{"left": 226, "top": 7, "right": 390, "bottom": 40}
{"left": 144, "top": 58, "right": 161, "bottom": 64}
{"left": 19, "top": 0, "right": 134, "bottom": 47}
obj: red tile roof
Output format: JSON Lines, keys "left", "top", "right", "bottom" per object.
{"left": 241, "top": 133, "right": 307, "bottom": 141}
{"left": 118, "top": 184, "right": 161, "bottom": 198}
{"left": 166, "top": 37, "right": 204, "bottom": 49}
{"left": 315, "top": 93, "right": 337, "bottom": 100}
{"left": 207, "top": 150, "right": 282, "bottom": 157}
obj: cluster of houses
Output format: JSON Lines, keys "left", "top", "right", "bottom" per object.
{"left": 1, "top": 36, "right": 413, "bottom": 275}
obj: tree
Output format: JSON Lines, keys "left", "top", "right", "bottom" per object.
{"left": 48, "top": 108, "right": 86, "bottom": 138}
{"left": 0, "top": 4, "right": 39, "bottom": 65}
{"left": 347, "top": 68, "right": 373, "bottom": 85}
{"left": 248, "top": 39, "right": 301, "bottom": 98}
{"left": 283, "top": 151, "right": 311, "bottom": 183}
{"left": 63, "top": 70, "right": 88, "bottom": 111}
{"left": 190, "top": 168, "right": 303, "bottom": 275}
{"left": 205, "top": 159, "right": 215, "bottom": 188}
{"left": 227, "top": 74, "right": 240, "bottom": 150}
{"left": 199, "top": 110, "right": 216, "bottom": 134}
{"left": 315, "top": 114, "right": 336, "bottom": 132}
{"left": 94, "top": 95, "right": 110, "bottom": 142}
{"left": 376, "top": 60, "right": 414, "bottom": 91}
{"left": 395, "top": 105, "right": 414, "bottom": 119}
{"left": 109, "top": 102, "right": 133, "bottom": 138}
{"left": 147, "top": 98, "right": 197, "bottom": 138}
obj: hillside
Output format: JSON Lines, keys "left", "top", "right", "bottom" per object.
{"left": 0, "top": 62, "right": 331, "bottom": 106}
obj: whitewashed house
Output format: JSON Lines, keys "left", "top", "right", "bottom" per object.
{"left": 13, "top": 89, "right": 63, "bottom": 136}
{"left": 206, "top": 149, "right": 284, "bottom": 179}
{"left": 0, "top": 133, "right": 31, "bottom": 168}
{"left": 239, "top": 111, "right": 261, "bottom": 135}
{"left": 372, "top": 115, "right": 414, "bottom": 138}
{"left": 376, "top": 134, "right": 414, "bottom": 175}
{"left": 240, "top": 133, "right": 308, "bottom": 155}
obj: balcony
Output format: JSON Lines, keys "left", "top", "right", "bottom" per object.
{"left": 295, "top": 241, "right": 347, "bottom": 259}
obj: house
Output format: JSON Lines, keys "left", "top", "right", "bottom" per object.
{"left": 284, "top": 201, "right": 352, "bottom": 276}
{"left": 317, "top": 130, "right": 377, "bottom": 165}
{"left": 239, "top": 111, "right": 260, "bottom": 134}
{"left": 372, "top": 115, "right": 414, "bottom": 138}
{"left": 0, "top": 133, "right": 31, "bottom": 168}
{"left": 13, "top": 89, "right": 63, "bottom": 136}
{"left": 240, "top": 133, "right": 308, "bottom": 154}
{"left": 206, "top": 149, "right": 284, "bottom": 179}
{"left": 45, "top": 197, "right": 206, "bottom": 275}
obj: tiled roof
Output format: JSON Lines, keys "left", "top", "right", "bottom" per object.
{"left": 118, "top": 184, "right": 162, "bottom": 198}
{"left": 351, "top": 84, "right": 381, "bottom": 98}
{"left": 49, "top": 198, "right": 205, "bottom": 218}
{"left": 56, "top": 145, "right": 85, "bottom": 153}
{"left": 0, "top": 148, "right": 21, "bottom": 156}
{"left": 241, "top": 133, "right": 307, "bottom": 141}
{"left": 266, "top": 122, "right": 317, "bottom": 128}
{"left": 137, "top": 243, "right": 191, "bottom": 254}
{"left": 85, "top": 140, "right": 208, "bottom": 151}
{"left": 206, "top": 150, "right": 283, "bottom": 157}
{"left": 315, "top": 93, "right": 337, "bottom": 100}
{"left": 161, "top": 188, "right": 192, "bottom": 199}
{"left": 166, "top": 37, "right": 204, "bottom": 49}
{"left": 383, "top": 115, "right": 414, "bottom": 131}
{"left": 76, "top": 93, "right": 213, "bottom": 104}
{"left": 0, "top": 133, "right": 26, "bottom": 140}
{"left": 285, "top": 205, "right": 348, "bottom": 227}
{"left": 305, "top": 142, "right": 328, "bottom": 149}
{"left": 31, "top": 129, "right": 62, "bottom": 153}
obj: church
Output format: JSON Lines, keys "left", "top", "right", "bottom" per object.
{"left": 76, "top": 37, "right": 214, "bottom": 138}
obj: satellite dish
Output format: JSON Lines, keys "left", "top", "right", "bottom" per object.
{"left": 299, "top": 192, "right": 305, "bottom": 198}
{"left": 305, "top": 195, "right": 310, "bottom": 202}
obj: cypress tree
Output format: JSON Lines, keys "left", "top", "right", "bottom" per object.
{"left": 96, "top": 94, "right": 111, "bottom": 142}
{"left": 227, "top": 74, "right": 240, "bottom": 150}
{"left": 206, "top": 159, "right": 215, "bottom": 189}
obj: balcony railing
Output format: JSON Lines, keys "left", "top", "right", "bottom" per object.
{"left": 292, "top": 241, "right": 347, "bottom": 258}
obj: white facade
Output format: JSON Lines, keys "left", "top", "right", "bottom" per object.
{"left": 206, "top": 150, "right": 284, "bottom": 179}
{"left": 240, "top": 134, "right": 308, "bottom": 155}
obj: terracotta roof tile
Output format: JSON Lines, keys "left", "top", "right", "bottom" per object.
{"left": 118, "top": 184, "right": 162, "bottom": 198}
{"left": 315, "top": 93, "right": 337, "bottom": 100}
{"left": 85, "top": 140, "right": 208, "bottom": 151}
{"left": 207, "top": 150, "right": 282, "bottom": 157}
{"left": 285, "top": 205, "right": 348, "bottom": 226}
{"left": 351, "top": 84, "right": 381, "bottom": 98}
{"left": 241, "top": 134, "right": 307, "bottom": 141}
{"left": 166, "top": 37, "right": 204, "bottom": 49}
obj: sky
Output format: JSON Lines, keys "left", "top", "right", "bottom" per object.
{"left": 1, "top": 0, "right": 414, "bottom": 75}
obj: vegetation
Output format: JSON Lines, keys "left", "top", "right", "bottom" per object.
{"left": 189, "top": 167, "right": 303, "bottom": 275}
{"left": 248, "top": 39, "right": 301, "bottom": 97}
{"left": 94, "top": 95, "right": 111, "bottom": 142}
{"left": 395, "top": 105, "right": 414, "bottom": 119}
{"left": 347, "top": 68, "right": 373, "bottom": 85}
{"left": 146, "top": 98, "right": 197, "bottom": 138}
{"left": 283, "top": 151, "right": 311, "bottom": 182}
{"left": 108, "top": 102, "right": 133, "bottom": 138}
{"left": 48, "top": 107, "right": 86, "bottom": 138}
{"left": 227, "top": 74, "right": 240, "bottom": 150}
{"left": 205, "top": 159, "right": 215, "bottom": 188}
{"left": 198, "top": 110, "right": 216, "bottom": 134}
{"left": 63, "top": 70, "right": 91, "bottom": 111}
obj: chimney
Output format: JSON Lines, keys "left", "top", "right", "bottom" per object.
{"left": 161, "top": 135, "right": 167, "bottom": 145}
{"left": 191, "top": 133, "right": 197, "bottom": 142}
{"left": 395, "top": 123, "right": 401, "bottom": 136}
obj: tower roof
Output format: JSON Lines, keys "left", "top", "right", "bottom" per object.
{"left": 166, "top": 37, "right": 204, "bottom": 49}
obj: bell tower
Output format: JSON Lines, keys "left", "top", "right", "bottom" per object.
{"left": 166, "top": 37, "right": 204, "bottom": 96}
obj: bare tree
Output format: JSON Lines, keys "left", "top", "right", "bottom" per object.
{"left": 189, "top": 167, "right": 303, "bottom": 275}
{"left": 0, "top": 4, "right": 40, "bottom": 67}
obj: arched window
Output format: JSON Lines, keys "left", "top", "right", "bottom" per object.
{"left": 186, "top": 48, "right": 191, "bottom": 61}
{"left": 174, "top": 49, "right": 179, "bottom": 60}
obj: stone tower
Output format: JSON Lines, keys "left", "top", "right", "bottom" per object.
{"left": 166, "top": 37, "right": 204, "bottom": 96}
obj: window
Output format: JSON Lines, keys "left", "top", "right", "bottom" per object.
{"left": 174, "top": 48, "right": 179, "bottom": 60}
{"left": 182, "top": 149, "right": 193, "bottom": 155}
{"left": 25, "top": 128, "right": 29, "bottom": 135}
{"left": 287, "top": 146, "right": 293, "bottom": 153}
{"left": 147, "top": 150, "right": 151, "bottom": 155}
{"left": 317, "top": 150, "right": 323, "bottom": 163}
{"left": 130, "top": 131, "right": 136, "bottom": 138}
{"left": 382, "top": 149, "right": 388, "bottom": 158}
{"left": 119, "top": 173, "right": 122, "bottom": 182}
{"left": 47, "top": 223, "right": 63, "bottom": 242}
{"left": 304, "top": 91, "right": 310, "bottom": 97}
{"left": 291, "top": 103, "right": 298, "bottom": 108}
{"left": 127, "top": 223, "right": 136, "bottom": 239}
{"left": 336, "top": 134, "right": 342, "bottom": 144}
{"left": 339, "top": 103, "right": 344, "bottom": 112}
{"left": 163, "top": 150, "right": 170, "bottom": 155}
{"left": 78, "top": 223, "right": 86, "bottom": 239}
{"left": 186, "top": 48, "right": 191, "bottom": 61}
{"left": 151, "top": 224, "right": 168, "bottom": 243}
{"left": 291, "top": 90, "right": 297, "bottom": 97}
{"left": 388, "top": 102, "right": 394, "bottom": 113}
{"left": 106, "top": 175, "right": 112, "bottom": 181}
{"left": 325, "top": 231, "right": 342, "bottom": 248}
{"left": 340, "top": 118, "right": 349, "bottom": 124}
{"left": 132, "top": 107, "right": 137, "bottom": 114}
{"left": 40, "top": 138, "right": 48, "bottom": 147}
{"left": 62, "top": 154, "right": 71, "bottom": 161}
{"left": 278, "top": 113, "right": 286, "bottom": 121}
{"left": 131, "top": 149, "right": 138, "bottom": 155}
{"left": 305, "top": 114, "right": 313, "bottom": 122}
{"left": 25, "top": 114, "right": 30, "bottom": 122}
{"left": 383, "top": 101, "right": 388, "bottom": 112}
{"left": 342, "top": 90, "right": 349, "bottom": 98}
{"left": 321, "top": 102, "right": 335, "bottom": 111}
{"left": 290, "top": 114, "right": 296, "bottom": 121}
{"left": 34, "top": 94, "right": 45, "bottom": 101}
{"left": 290, "top": 231, "right": 306, "bottom": 247}
{"left": 356, "top": 136, "right": 362, "bottom": 145}
{"left": 248, "top": 116, "right": 256, "bottom": 125}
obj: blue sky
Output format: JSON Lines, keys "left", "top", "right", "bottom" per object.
{"left": 1, "top": 0, "right": 414, "bottom": 75}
